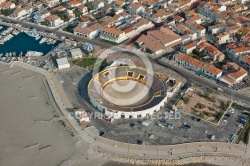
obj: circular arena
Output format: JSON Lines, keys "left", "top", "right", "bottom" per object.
{"left": 88, "top": 66, "right": 168, "bottom": 120}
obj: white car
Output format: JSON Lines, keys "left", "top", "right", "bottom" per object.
{"left": 168, "top": 124, "right": 173, "bottom": 129}
{"left": 210, "top": 135, "right": 215, "bottom": 140}
{"left": 158, "top": 123, "right": 164, "bottom": 128}
{"left": 238, "top": 124, "right": 243, "bottom": 128}
{"left": 222, "top": 119, "right": 227, "bottom": 123}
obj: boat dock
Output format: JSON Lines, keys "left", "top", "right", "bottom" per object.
{"left": 0, "top": 21, "right": 63, "bottom": 41}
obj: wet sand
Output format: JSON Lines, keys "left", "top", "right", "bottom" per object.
{"left": 102, "top": 161, "right": 218, "bottom": 166}
{"left": 0, "top": 63, "right": 78, "bottom": 166}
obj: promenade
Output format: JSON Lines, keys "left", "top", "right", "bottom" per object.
{"left": 9, "top": 62, "right": 250, "bottom": 165}
{"left": 0, "top": 15, "right": 112, "bottom": 48}
{"left": 0, "top": 21, "right": 63, "bottom": 41}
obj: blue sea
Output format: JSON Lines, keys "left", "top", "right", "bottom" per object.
{"left": 0, "top": 26, "right": 60, "bottom": 55}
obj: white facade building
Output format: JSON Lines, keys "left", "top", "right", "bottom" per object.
{"left": 70, "top": 48, "right": 82, "bottom": 60}
{"left": 57, "top": 58, "right": 70, "bottom": 69}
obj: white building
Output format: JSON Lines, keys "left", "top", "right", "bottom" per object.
{"left": 100, "top": 27, "right": 128, "bottom": 44}
{"left": 208, "top": 23, "right": 226, "bottom": 34}
{"left": 226, "top": 44, "right": 250, "bottom": 58}
{"left": 70, "top": 48, "right": 82, "bottom": 60}
{"left": 74, "top": 22, "right": 102, "bottom": 39}
{"left": 180, "top": 42, "right": 197, "bottom": 54}
{"left": 127, "top": 3, "right": 145, "bottom": 15}
{"left": 185, "top": 20, "right": 206, "bottom": 37}
{"left": 45, "top": 15, "right": 64, "bottom": 27}
{"left": 214, "top": 32, "right": 233, "bottom": 45}
{"left": 173, "top": 52, "right": 222, "bottom": 79}
{"left": 57, "top": 57, "right": 70, "bottom": 69}
{"left": 12, "top": 8, "right": 28, "bottom": 18}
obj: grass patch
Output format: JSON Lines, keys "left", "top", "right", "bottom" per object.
{"left": 73, "top": 9, "right": 82, "bottom": 18}
{"left": 73, "top": 58, "right": 97, "bottom": 68}
{"left": 215, "top": 111, "right": 224, "bottom": 122}
{"left": 190, "top": 50, "right": 204, "bottom": 60}
{"left": 237, "top": 120, "right": 250, "bottom": 144}
{"left": 220, "top": 100, "right": 231, "bottom": 111}
{"left": 181, "top": 97, "right": 190, "bottom": 104}
{"left": 0, "top": 9, "right": 14, "bottom": 16}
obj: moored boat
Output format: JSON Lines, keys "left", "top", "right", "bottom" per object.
{"left": 25, "top": 51, "right": 43, "bottom": 57}
{"left": 39, "top": 37, "right": 48, "bottom": 44}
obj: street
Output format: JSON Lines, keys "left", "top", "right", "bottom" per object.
{"left": 0, "top": 15, "right": 112, "bottom": 48}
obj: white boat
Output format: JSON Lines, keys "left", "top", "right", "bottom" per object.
{"left": 36, "top": 35, "right": 41, "bottom": 40}
{"left": 52, "top": 40, "right": 57, "bottom": 44}
{"left": 46, "top": 38, "right": 53, "bottom": 44}
{"left": 0, "top": 26, "right": 3, "bottom": 30}
{"left": 24, "top": 29, "right": 39, "bottom": 38}
{"left": 12, "top": 30, "right": 19, "bottom": 35}
{"left": 39, "top": 37, "right": 48, "bottom": 44}
{"left": 25, "top": 51, "right": 43, "bottom": 57}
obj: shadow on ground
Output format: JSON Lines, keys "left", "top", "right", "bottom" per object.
{"left": 78, "top": 71, "right": 93, "bottom": 102}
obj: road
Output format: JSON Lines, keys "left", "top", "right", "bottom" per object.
{"left": 0, "top": 15, "right": 112, "bottom": 48}
{"left": 157, "top": 59, "right": 250, "bottom": 105}
{"left": 1, "top": 15, "right": 250, "bottom": 106}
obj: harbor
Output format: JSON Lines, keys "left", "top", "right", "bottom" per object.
{"left": 0, "top": 26, "right": 60, "bottom": 57}
{"left": 0, "top": 22, "right": 62, "bottom": 58}
{"left": 0, "top": 24, "right": 65, "bottom": 69}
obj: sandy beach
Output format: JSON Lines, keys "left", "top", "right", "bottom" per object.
{"left": 0, "top": 63, "right": 79, "bottom": 166}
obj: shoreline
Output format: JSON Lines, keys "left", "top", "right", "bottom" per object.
{"left": 98, "top": 152, "right": 249, "bottom": 166}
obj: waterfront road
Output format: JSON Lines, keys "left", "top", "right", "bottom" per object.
{"left": 0, "top": 15, "right": 112, "bottom": 48}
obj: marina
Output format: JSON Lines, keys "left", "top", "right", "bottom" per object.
{"left": 0, "top": 25, "right": 60, "bottom": 56}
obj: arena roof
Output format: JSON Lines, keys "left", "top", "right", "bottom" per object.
{"left": 88, "top": 66, "right": 167, "bottom": 112}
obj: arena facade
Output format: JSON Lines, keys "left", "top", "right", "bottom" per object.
{"left": 88, "top": 66, "right": 168, "bottom": 121}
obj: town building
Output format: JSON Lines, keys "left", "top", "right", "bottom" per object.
{"left": 221, "top": 62, "right": 248, "bottom": 84}
{"left": 208, "top": 23, "right": 226, "bottom": 34}
{"left": 173, "top": 52, "right": 223, "bottom": 79}
{"left": 45, "top": 15, "right": 64, "bottom": 27}
{"left": 73, "top": 22, "right": 102, "bottom": 39}
{"left": 226, "top": 43, "right": 250, "bottom": 58}
{"left": 185, "top": 20, "right": 206, "bottom": 37}
{"left": 180, "top": 42, "right": 197, "bottom": 54}
{"left": 56, "top": 57, "right": 70, "bottom": 69}
{"left": 239, "top": 54, "right": 250, "bottom": 71}
{"left": 99, "top": 27, "right": 129, "bottom": 44}
{"left": 214, "top": 32, "right": 233, "bottom": 45}
{"left": 136, "top": 26, "right": 182, "bottom": 54}
{"left": 70, "top": 48, "right": 83, "bottom": 59}
{"left": 197, "top": 41, "right": 225, "bottom": 62}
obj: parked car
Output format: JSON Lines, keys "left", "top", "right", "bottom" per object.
{"left": 183, "top": 124, "right": 191, "bottom": 130}
{"left": 191, "top": 116, "right": 201, "bottom": 122}
{"left": 167, "top": 124, "right": 174, "bottom": 129}
{"left": 210, "top": 135, "right": 215, "bottom": 140}
{"left": 158, "top": 123, "right": 165, "bottom": 128}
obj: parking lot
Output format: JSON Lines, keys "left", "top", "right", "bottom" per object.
{"left": 57, "top": 61, "right": 249, "bottom": 146}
